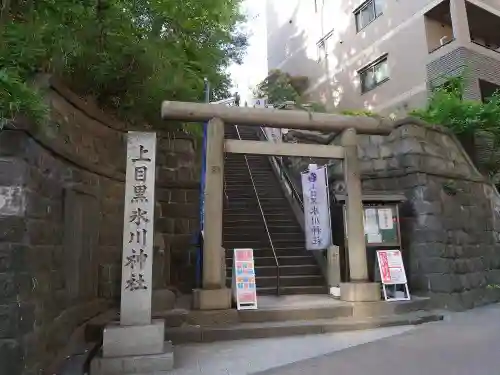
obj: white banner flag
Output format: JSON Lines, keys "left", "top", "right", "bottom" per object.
{"left": 301, "top": 164, "right": 332, "bottom": 250}
{"left": 253, "top": 97, "right": 281, "bottom": 143}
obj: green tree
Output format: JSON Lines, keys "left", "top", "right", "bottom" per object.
{"left": 254, "top": 69, "right": 304, "bottom": 104}
{"left": 0, "top": 0, "right": 248, "bottom": 129}
{"left": 411, "top": 75, "right": 500, "bottom": 182}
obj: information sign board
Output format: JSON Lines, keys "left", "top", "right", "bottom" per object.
{"left": 232, "top": 248, "right": 258, "bottom": 310}
{"left": 376, "top": 250, "right": 410, "bottom": 301}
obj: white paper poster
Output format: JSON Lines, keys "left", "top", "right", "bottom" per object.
{"left": 378, "top": 208, "right": 394, "bottom": 230}
{"left": 301, "top": 164, "right": 332, "bottom": 250}
{"left": 364, "top": 208, "right": 379, "bottom": 235}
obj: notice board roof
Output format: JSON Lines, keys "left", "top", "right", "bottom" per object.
{"left": 334, "top": 193, "right": 407, "bottom": 203}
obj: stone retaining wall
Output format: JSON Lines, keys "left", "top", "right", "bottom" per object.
{"left": 0, "top": 78, "right": 199, "bottom": 375}
{"left": 285, "top": 119, "right": 500, "bottom": 310}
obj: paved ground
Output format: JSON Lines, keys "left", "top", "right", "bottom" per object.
{"left": 170, "top": 326, "right": 415, "bottom": 374}
{"left": 65, "top": 303, "right": 500, "bottom": 374}
{"left": 256, "top": 303, "right": 500, "bottom": 375}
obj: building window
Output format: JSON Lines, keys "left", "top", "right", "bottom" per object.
{"left": 355, "top": 0, "right": 383, "bottom": 32}
{"left": 359, "top": 55, "right": 389, "bottom": 93}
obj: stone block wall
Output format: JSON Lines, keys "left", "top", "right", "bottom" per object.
{"left": 284, "top": 119, "right": 500, "bottom": 310}
{"left": 358, "top": 121, "right": 500, "bottom": 309}
{"left": 0, "top": 78, "right": 199, "bottom": 375}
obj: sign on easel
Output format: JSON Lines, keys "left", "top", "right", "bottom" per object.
{"left": 376, "top": 250, "right": 411, "bottom": 301}
{"left": 232, "top": 248, "right": 258, "bottom": 310}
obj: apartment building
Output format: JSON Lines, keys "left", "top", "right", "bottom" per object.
{"left": 266, "top": 0, "right": 500, "bottom": 116}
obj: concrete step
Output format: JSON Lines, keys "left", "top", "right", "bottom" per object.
{"left": 225, "top": 251, "right": 309, "bottom": 260}
{"left": 164, "top": 311, "right": 444, "bottom": 344}
{"left": 225, "top": 255, "right": 316, "bottom": 267}
{"left": 223, "top": 223, "right": 300, "bottom": 231}
{"left": 236, "top": 275, "right": 324, "bottom": 288}
{"left": 223, "top": 225, "right": 302, "bottom": 234}
{"left": 225, "top": 246, "right": 308, "bottom": 254}
{"left": 224, "top": 240, "right": 307, "bottom": 249}
{"left": 223, "top": 190, "right": 283, "bottom": 198}
{"left": 224, "top": 198, "right": 289, "bottom": 206}
{"left": 227, "top": 185, "right": 286, "bottom": 191}
{"left": 224, "top": 204, "right": 293, "bottom": 212}
{"left": 224, "top": 233, "right": 304, "bottom": 242}
{"left": 224, "top": 203, "right": 291, "bottom": 211}
{"left": 224, "top": 171, "right": 275, "bottom": 178}
{"left": 227, "top": 264, "right": 321, "bottom": 277}
{"left": 224, "top": 204, "right": 294, "bottom": 213}
{"left": 224, "top": 191, "right": 285, "bottom": 198}
{"left": 257, "top": 285, "right": 328, "bottom": 295}
{"left": 224, "top": 216, "right": 299, "bottom": 224}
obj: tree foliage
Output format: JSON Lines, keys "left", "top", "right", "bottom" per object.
{"left": 0, "top": 0, "right": 248, "bottom": 128}
{"left": 254, "top": 69, "right": 326, "bottom": 112}
{"left": 411, "top": 76, "right": 500, "bottom": 181}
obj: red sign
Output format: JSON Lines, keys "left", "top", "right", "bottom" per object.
{"left": 376, "top": 250, "right": 407, "bottom": 285}
{"left": 235, "top": 249, "right": 253, "bottom": 262}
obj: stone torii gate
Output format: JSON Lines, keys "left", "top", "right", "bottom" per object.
{"left": 161, "top": 101, "right": 395, "bottom": 310}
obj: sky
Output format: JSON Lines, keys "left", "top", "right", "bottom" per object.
{"left": 228, "top": 0, "right": 268, "bottom": 105}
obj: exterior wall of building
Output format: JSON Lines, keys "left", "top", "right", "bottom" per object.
{"left": 266, "top": 0, "right": 500, "bottom": 115}
{"left": 427, "top": 44, "right": 500, "bottom": 100}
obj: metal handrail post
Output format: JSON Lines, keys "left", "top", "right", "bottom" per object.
{"left": 260, "top": 127, "right": 304, "bottom": 209}
{"left": 235, "top": 125, "right": 280, "bottom": 296}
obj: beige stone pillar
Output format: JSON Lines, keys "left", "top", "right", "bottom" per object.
{"left": 202, "top": 117, "right": 225, "bottom": 289}
{"left": 450, "top": 0, "right": 471, "bottom": 44}
{"left": 341, "top": 128, "right": 368, "bottom": 281}
{"left": 339, "top": 128, "right": 380, "bottom": 302}
{"left": 193, "top": 117, "right": 231, "bottom": 310}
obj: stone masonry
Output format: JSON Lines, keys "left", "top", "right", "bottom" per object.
{"left": 284, "top": 119, "right": 500, "bottom": 310}
{"left": 0, "top": 78, "right": 199, "bottom": 375}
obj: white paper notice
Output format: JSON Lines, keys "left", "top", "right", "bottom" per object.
{"left": 364, "top": 208, "right": 379, "bottom": 234}
{"left": 378, "top": 208, "right": 394, "bottom": 230}
{"left": 367, "top": 233, "right": 382, "bottom": 244}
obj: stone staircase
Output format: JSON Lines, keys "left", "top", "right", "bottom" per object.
{"left": 223, "top": 124, "right": 327, "bottom": 295}
{"left": 85, "top": 296, "right": 444, "bottom": 345}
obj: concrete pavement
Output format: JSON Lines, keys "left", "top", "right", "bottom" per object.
{"left": 256, "top": 303, "right": 500, "bottom": 375}
{"left": 170, "top": 325, "right": 415, "bottom": 375}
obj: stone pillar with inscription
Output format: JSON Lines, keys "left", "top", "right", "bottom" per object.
{"left": 91, "top": 132, "right": 174, "bottom": 375}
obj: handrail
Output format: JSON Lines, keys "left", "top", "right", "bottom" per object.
{"left": 235, "top": 125, "right": 280, "bottom": 296}
{"left": 260, "top": 127, "right": 304, "bottom": 209}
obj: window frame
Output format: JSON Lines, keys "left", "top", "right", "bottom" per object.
{"left": 359, "top": 54, "right": 389, "bottom": 94}
{"left": 354, "top": 0, "right": 383, "bottom": 32}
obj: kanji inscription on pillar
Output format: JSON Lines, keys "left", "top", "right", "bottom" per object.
{"left": 120, "top": 131, "right": 157, "bottom": 326}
